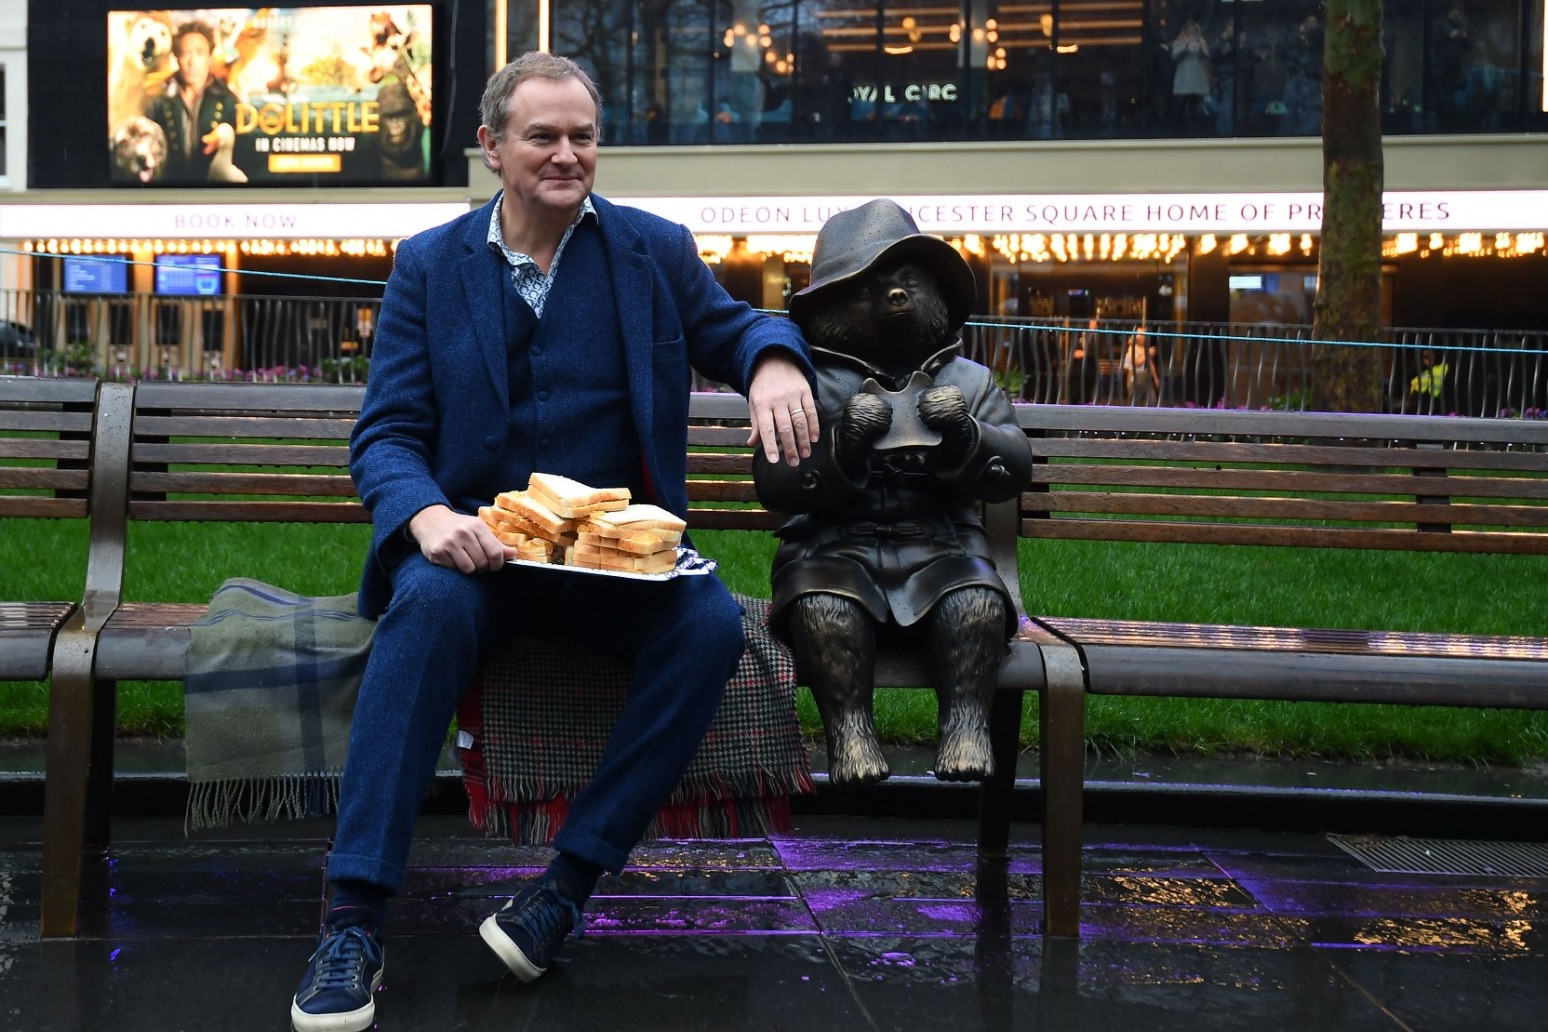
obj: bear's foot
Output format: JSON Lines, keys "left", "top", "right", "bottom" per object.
{"left": 933, "top": 725, "right": 994, "bottom": 783}
{"left": 825, "top": 724, "right": 891, "bottom": 787}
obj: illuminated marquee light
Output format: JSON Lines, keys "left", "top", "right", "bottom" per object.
{"left": 25, "top": 238, "right": 391, "bottom": 258}
{"left": 696, "top": 235, "right": 735, "bottom": 263}
{"left": 747, "top": 234, "right": 817, "bottom": 262}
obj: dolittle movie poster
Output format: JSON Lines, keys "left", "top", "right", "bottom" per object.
{"left": 107, "top": 6, "right": 433, "bottom": 187}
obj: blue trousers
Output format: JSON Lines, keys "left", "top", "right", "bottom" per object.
{"left": 326, "top": 553, "right": 744, "bottom": 894}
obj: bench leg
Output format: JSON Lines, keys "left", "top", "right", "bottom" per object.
{"left": 1037, "top": 642, "right": 1085, "bottom": 938}
{"left": 976, "top": 688, "right": 1023, "bottom": 860}
{"left": 41, "top": 623, "right": 100, "bottom": 938}
{"left": 84, "top": 676, "right": 118, "bottom": 850}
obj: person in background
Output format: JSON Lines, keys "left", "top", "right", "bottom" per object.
{"left": 1065, "top": 317, "right": 1101, "bottom": 404}
{"left": 144, "top": 20, "right": 245, "bottom": 183}
{"left": 1430, "top": 3, "right": 1471, "bottom": 130}
{"left": 1409, "top": 348, "right": 1452, "bottom": 413}
{"left": 287, "top": 50, "right": 818, "bottom": 1032}
{"left": 1123, "top": 324, "right": 1161, "bottom": 406}
{"left": 1169, "top": 20, "right": 1214, "bottom": 134}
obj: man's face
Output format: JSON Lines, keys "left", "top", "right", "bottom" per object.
{"left": 175, "top": 32, "right": 212, "bottom": 90}
{"left": 477, "top": 76, "right": 598, "bottom": 217}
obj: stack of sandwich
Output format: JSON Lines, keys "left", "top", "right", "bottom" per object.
{"left": 569, "top": 503, "right": 688, "bottom": 576}
{"left": 479, "top": 473, "right": 689, "bottom": 576}
{"left": 478, "top": 472, "right": 631, "bottom": 565}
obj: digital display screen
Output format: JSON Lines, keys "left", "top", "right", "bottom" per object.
{"left": 107, "top": 6, "right": 433, "bottom": 186}
{"left": 155, "top": 253, "right": 224, "bottom": 295}
{"left": 63, "top": 256, "right": 130, "bottom": 293}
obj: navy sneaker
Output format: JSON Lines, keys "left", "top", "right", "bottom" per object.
{"left": 290, "top": 921, "right": 385, "bottom": 1032}
{"left": 478, "top": 878, "right": 586, "bottom": 981}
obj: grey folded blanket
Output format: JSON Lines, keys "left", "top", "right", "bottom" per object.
{"left": 184, "top": 578, "right": 374, "bottom": 829}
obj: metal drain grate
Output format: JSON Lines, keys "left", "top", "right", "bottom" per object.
{"left": 1328, "top": 834, "right": 1548, "bottom": 877}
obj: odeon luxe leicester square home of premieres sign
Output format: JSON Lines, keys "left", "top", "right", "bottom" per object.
{"left": 623, "top": 190, "right": 1548, "bottom": 236}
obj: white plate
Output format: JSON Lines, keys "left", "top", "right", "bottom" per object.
{"left": 505, "top": 546, "right": 717, "bottom": 582}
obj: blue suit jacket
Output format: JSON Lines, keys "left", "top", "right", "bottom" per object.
{"left": 349, "top": 193, "right": 812, "bottom": 618}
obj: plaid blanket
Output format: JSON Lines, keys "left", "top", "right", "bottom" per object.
{"left": 184, "top": 579, "right": 812, "bottom": 840}
{"left": 184, "top": 579, "right": 374, "bottom": 830}
{"left": 457, "top": 595, "right": 813, "bottom": 843}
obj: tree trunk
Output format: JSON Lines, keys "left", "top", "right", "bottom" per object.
{"left": 1312, "top": 0, "right": 1385, "bottom": 413}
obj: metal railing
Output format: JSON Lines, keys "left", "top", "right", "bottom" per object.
{"left": 0, "top": 288, "right": 380, "bottom": 382}
{"left": 961, "top": 318, "right": 1548, "bottom": 418}
{"left": 3, "top": 287, "right": 1544, "bottom": 418}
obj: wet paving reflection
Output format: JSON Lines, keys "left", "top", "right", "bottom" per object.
{"left": 0, "top": 816, "right": 1545, "bottom": 1030}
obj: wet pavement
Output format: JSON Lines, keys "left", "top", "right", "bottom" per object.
{"left": 1, "top": 808, "right": 1545, "bottom": 1032}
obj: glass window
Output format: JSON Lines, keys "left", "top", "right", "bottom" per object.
{"left": 1427, "top": 0, "right": 1522, "bottom": 131}
{"left": 529, "top": 0, "right": 1538, "bottom": 145}
{"left": 984, "top": 1, "right": 1147, "bottom": 141}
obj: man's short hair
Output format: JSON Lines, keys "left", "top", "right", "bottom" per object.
{"left": 174, "top": 20, "right": 217, "bottom": 55}
{"left": 480, "top": 51, "right": 603, "bottom": 144}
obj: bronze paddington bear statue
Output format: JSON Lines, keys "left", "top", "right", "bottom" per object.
{"left": 754, "top": 198, "right": 1033, "bottom": 786}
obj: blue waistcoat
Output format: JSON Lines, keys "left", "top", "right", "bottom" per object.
{"left": 499, "top": 219, "right": 643, "bottom": 496}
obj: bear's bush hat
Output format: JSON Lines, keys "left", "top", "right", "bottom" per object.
{"left": 788, "top": 198, "right": 976, "bottom": 331}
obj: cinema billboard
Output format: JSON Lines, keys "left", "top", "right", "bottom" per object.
{"left": 107, "top": 6, "right": 433, "bottom": 186}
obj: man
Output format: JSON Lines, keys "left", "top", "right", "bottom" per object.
{"left": 144, "top": 20, "right": 244, "bottom": 183}
{"left": 289, "top": 51, "right": 819, "bottom": 1032}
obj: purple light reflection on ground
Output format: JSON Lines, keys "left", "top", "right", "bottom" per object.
{"left": 770, "top": 837, "right": 1039, "bottom": 876}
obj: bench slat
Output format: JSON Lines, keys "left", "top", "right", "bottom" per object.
{"left": 126, "top": 499, "right": 369, "bottom": 522}
{"left": 1020, "top": 403, "right": 1548, "bottom": 447}
{"left": 687, "top": 427, "right": 753, "bottom": 447}
{"left": 0, "top": 378, "right": 100, "bottom": 406}
{"left": 0, "top": 603, "right": 77, "bottom": 681}
{"left": 0, "top": 439, "right": 93, "bottom": 461}
{"left": 1041, "top": 617, "right": 1548, "bottom": 659}
{"left": 132, "top": 414, "right": 356, "bottom": 439}
{"left": 130, "top": 471, "right": 359, "bottom": 497}
{"left": 0, "top": 468, "right": 93, "bottom": 492}
{"left": 0, "top": 411, "right": 95, "bottom": 434}
{"left": 686, "top": 454, "right": 759, "bottom": 476}
{"left": 685, "top": 480, "right": 762, "bottom": 503}
{"left": 1030, "top": 437, "right": 1548, "bottom": 472}
{"left": 1032, "top": 490, "right": 1548, "bottom": 527}
{"left": 133, "top": 442, "right": 351, "bottom": 467}
{"left": 133, "top": 382, "right": 365, "bottom": 411}
{"left": 0, "top": 497, "right": 89, "bottom": 518}
{"left": 1020, "top": 517, "right": 1548, "bottom": 552}
{"left": 1032, "top": 465, "right": 1548, "bottom": 501}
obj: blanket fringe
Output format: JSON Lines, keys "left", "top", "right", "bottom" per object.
{"left": 186, "top": 775, "right": 341, "bottom": 833}
{"left": 467, "top": 793, "right": 796, "bottom": 846}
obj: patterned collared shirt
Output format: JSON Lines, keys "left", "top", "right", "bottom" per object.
{"left": 486, "top": 193, "right": 597, "bottom": 318}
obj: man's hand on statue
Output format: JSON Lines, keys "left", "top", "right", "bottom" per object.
{"left": 409, "top": 504, "right": 512, "bottom": 574}
{"left": 747, "top": 353, "right": 821, "bottom": 466}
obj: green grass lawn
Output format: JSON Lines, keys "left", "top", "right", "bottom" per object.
{"left": 3, "top": 519, "right": 1546, "bottom": 765}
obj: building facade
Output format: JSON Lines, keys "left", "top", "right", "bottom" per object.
{"left": 2, "top": 0, "right": 1546, "bottom": 376}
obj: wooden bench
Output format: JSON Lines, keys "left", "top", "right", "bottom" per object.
{"left": 37, "top": 383, "right": 1074, "bottom": 940}
{"left": 0, "top": 376, "right": 106, "bottom": 695}
{"left": 1014, "top": 402, "right": 1548, "bottom": 914}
